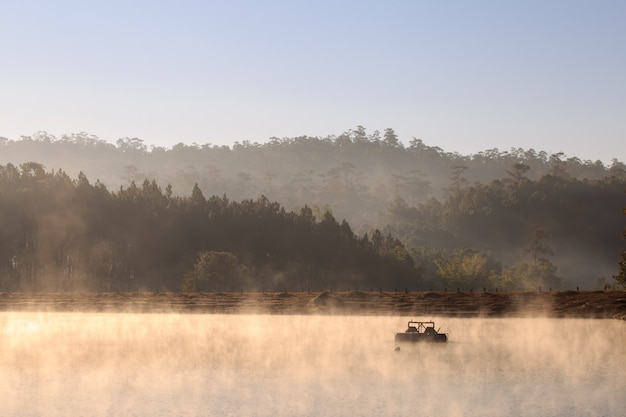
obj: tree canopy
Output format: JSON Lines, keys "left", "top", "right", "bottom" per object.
{"left": 0, "top": 164, "right": 417, "bottom": 292}
{"left": 1, "top": 128, "right": 624, "bottom": 289}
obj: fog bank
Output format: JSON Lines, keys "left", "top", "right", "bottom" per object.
{"left": 1, "top": 313, "right": 624, "bottom": 416}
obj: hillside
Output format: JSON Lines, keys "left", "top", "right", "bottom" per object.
{"left": 1, "top": 129, "right": 625, "bottom": 290}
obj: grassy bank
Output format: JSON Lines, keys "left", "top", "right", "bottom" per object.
{"left": 1, "top": 290, "right": 625, "bottom": 319}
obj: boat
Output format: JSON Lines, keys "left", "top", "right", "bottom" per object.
{"left": 394, "top": 320, "right": 447, "bottom": 343}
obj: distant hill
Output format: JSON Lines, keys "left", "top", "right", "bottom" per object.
{"left": 1, "top": 128, "right": 625, "bottom": 290}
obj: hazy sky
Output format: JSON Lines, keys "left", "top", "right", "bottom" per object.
{"left": 2, "top": 1, "right": 624, "bottom": 163}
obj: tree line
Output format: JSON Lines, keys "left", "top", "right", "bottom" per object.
{"left": 1, "top": 128, "right": 625, "bottom": 289}
{"left": 3, "top": 163, "right": 622, "bottom": 292}
{"left": 0, "top": 163, "right": 416, "bottom": 292}
{"left": 2, "top": 129, "right": 624, "bottom": 233}
{"left": 383, "top": 168, "right": 626, "bottom": 289}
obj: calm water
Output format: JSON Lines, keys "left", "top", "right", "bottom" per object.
{"left": 1, "top": 313, "right": 624, "bottom": 417}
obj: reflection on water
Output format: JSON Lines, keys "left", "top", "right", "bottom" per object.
{"left": 1, "top": 313, "right": 624, "bottom": 417}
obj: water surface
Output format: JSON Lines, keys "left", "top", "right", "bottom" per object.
{"left": 1, "top": 313, "right": 624, "bottom": 416}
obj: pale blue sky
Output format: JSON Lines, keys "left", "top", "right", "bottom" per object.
{"left": 1, "top": 1, "right": 624, "bottom": 163}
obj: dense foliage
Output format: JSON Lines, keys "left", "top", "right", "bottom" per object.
{"left": 1, "top": 129, "right": 625, "bottom": 289}
{"left": 0, "top": 163, "right": 416, "bottom": 292}
{"left": 2, "top": 129, "right": 623, "bottom": 233}
{"left": 384, "top": 172, "right": 626, "bottom": 289}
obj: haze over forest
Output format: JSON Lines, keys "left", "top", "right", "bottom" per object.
{"left": 1, "top": 127, "right": 625, "bottom": 292}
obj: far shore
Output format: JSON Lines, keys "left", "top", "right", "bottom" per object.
{"left": 1, "top": 290, "right": 625, "bottom": 320}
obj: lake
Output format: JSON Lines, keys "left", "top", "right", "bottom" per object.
{"left": 1, "top": 313, "right": 624, "bottom": 416}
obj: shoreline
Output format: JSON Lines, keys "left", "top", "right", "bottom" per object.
{"left": 1, "top": 290, "right": 625, "bottom": 319}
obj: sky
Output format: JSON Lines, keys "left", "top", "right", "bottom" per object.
{"left": 1, "top": 0, "right": 625, "bottom": 163}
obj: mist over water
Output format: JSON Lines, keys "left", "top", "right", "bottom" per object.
{"left": 1, "top": 313, "right": 624, "bottom": 417}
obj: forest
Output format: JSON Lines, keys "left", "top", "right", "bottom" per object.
{"left": 1, "top": 127, "right": 625, "bottom": 291}
{"left": 0, "top": 163, "right": 415, "bottom": 292}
